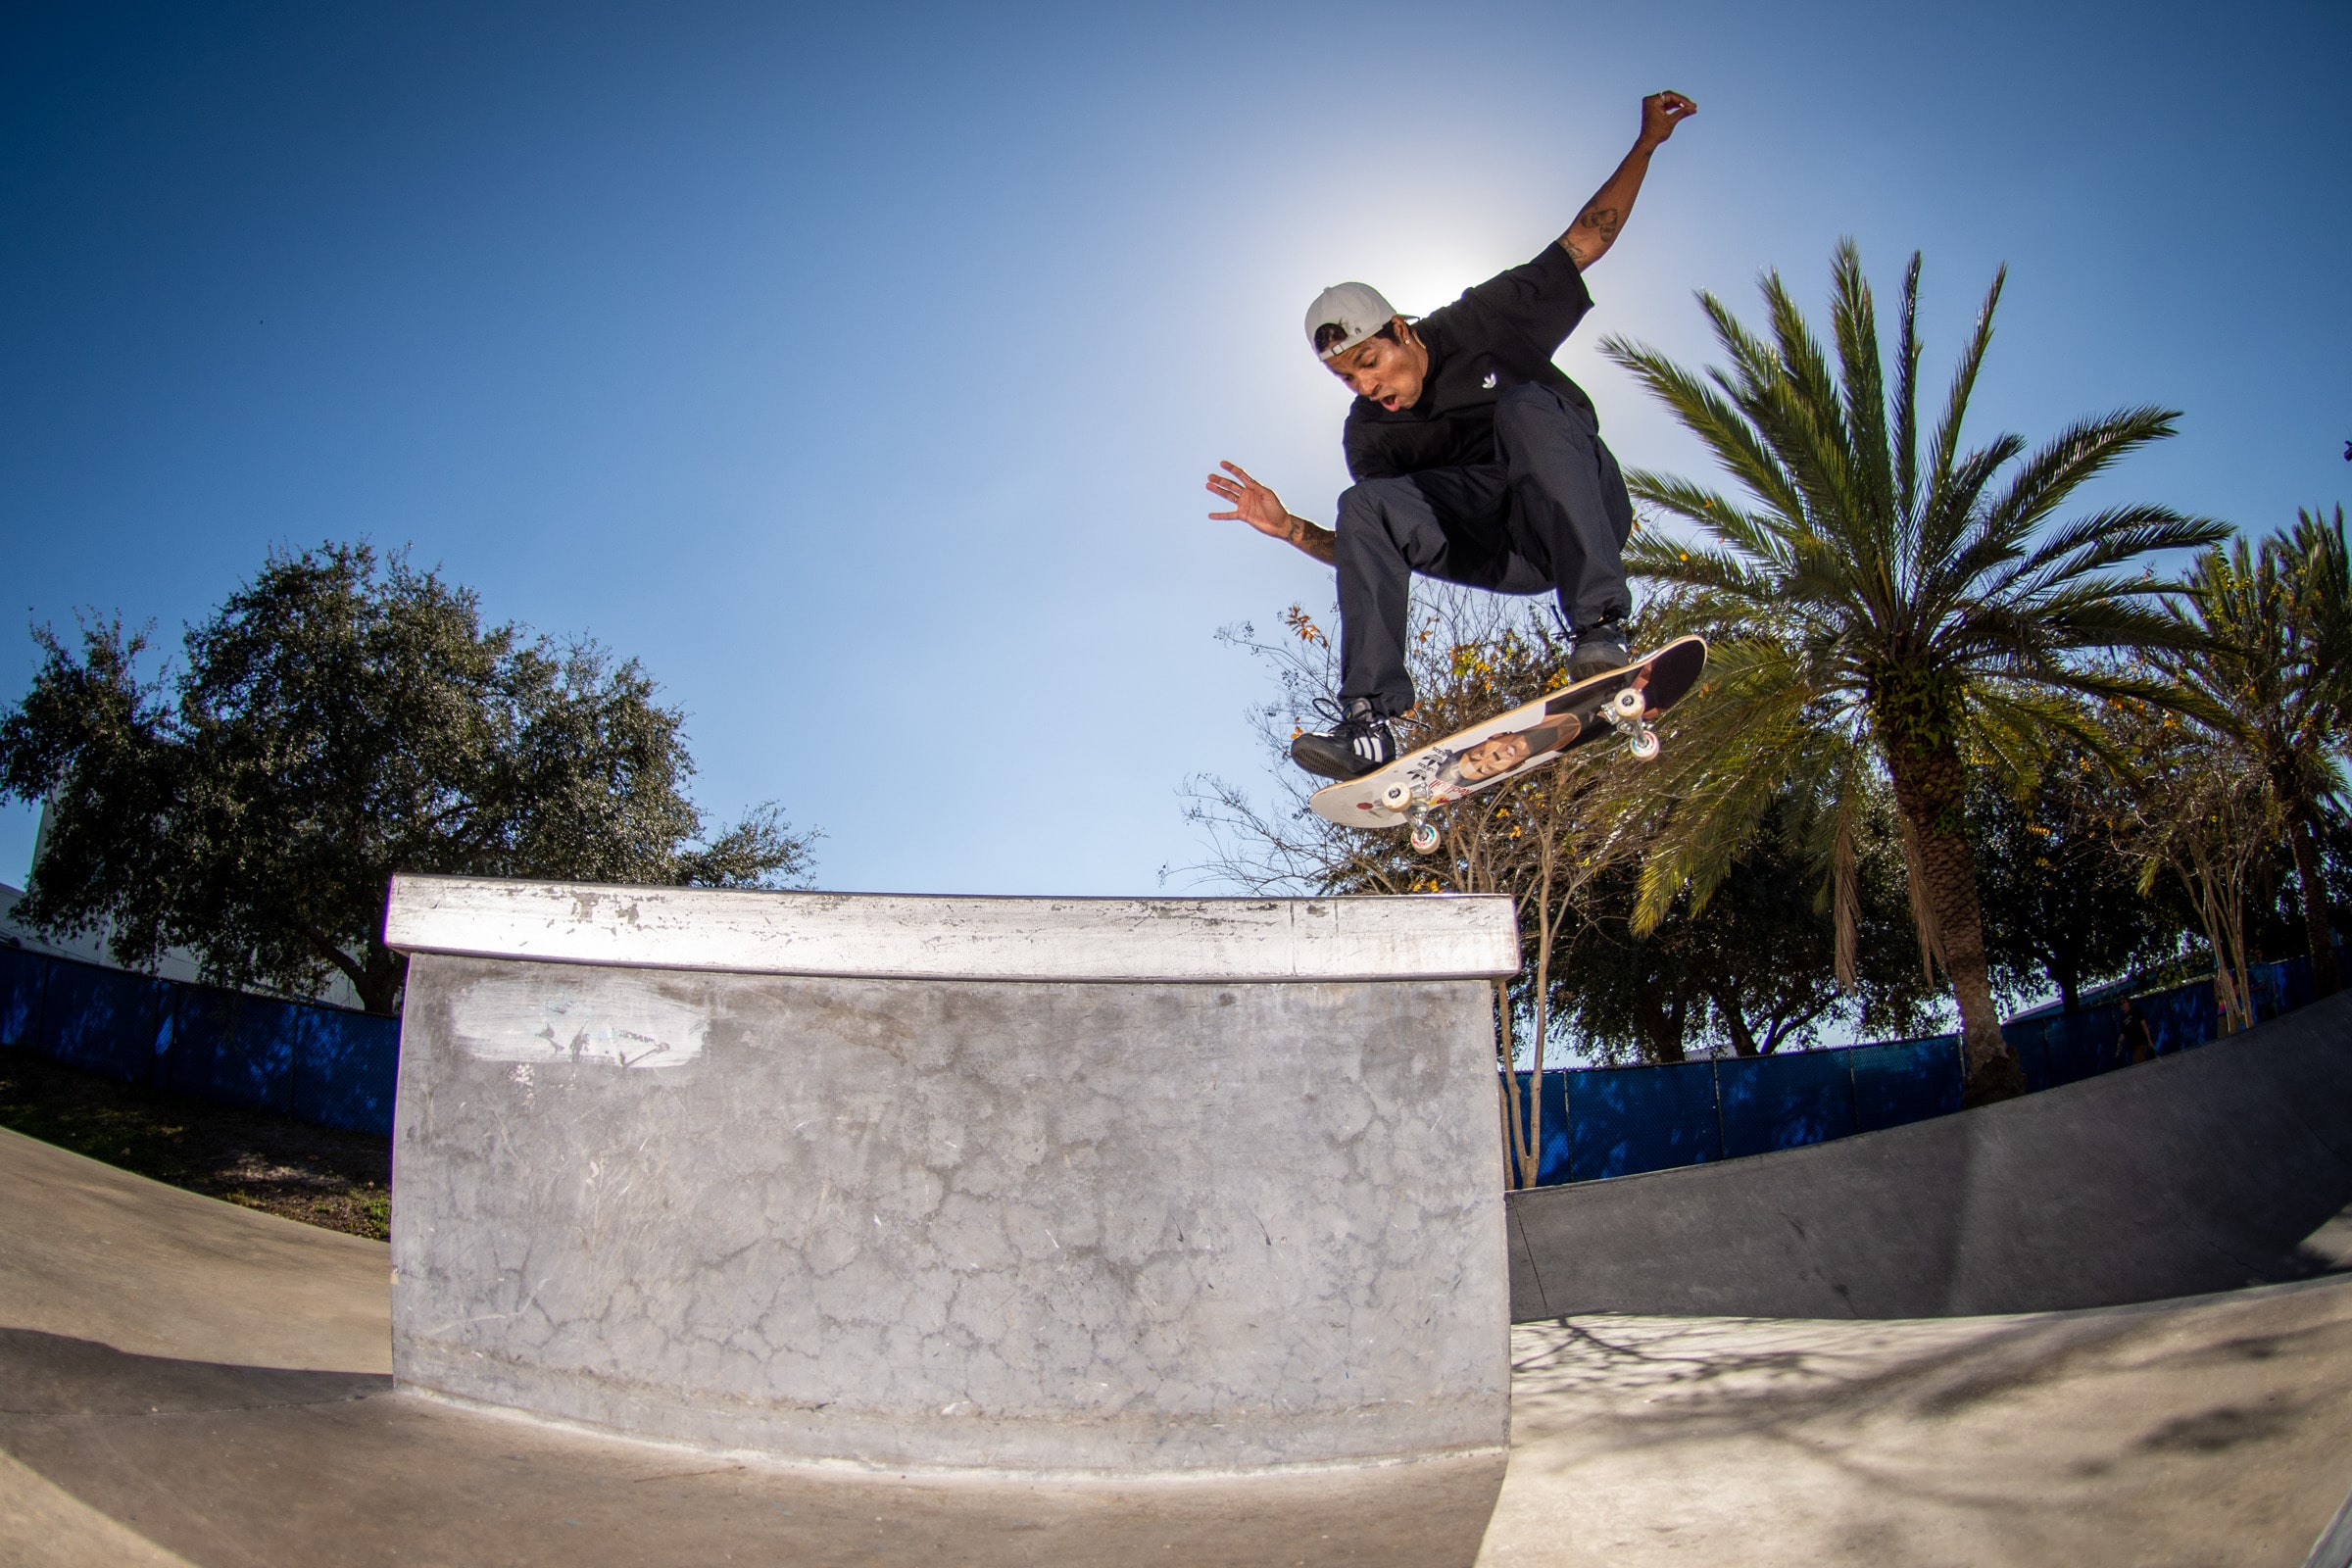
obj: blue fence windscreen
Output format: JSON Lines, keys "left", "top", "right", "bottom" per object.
{"left": 2042, "top": 1008, "right": 2115, "bottom": 1088}
{"left": 222, "top": 995, "right": 303, "bottom": 1115}
{"left": 1849, "top": 1036, "right": 1962, "bottom": 1132}
{"left": 1564, "top": 1060, "right": 1723, "bottom": 1181}
{"left": 0, "top": 946, "right": 47, "bottom": 1049}
{"left": 2143, "top": 984, "right": 2219, "bottom": 1055}
{"left": 293, "top": 1007, "right": 400, "bottom": 1135}
{"left": 1503, "top": 1069, "right": 1576, "bottom": 1187}
{"left": 165, "top": 987, "right": 242, "bottom": 1103}
{"left": 1717, "top": 1049, "right": 1858, "bottom": 1157}
{"left": 2, "top": 946, "right": 398, "bottom": 1137}
{"left": 39, "top": 962, "right": 163, "bottom": 1085}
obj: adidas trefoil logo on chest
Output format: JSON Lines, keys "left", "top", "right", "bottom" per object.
{"left": 1481, "top": 371, "right": 1498, "bottom": 390}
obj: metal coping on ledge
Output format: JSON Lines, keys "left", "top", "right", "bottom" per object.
{"left": 381, "top": 873, "right": 1523, "bottom": 984}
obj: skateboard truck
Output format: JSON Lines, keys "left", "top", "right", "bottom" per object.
{"left": 1379, "top": 781, "right": 1444, "bottom": 855}
{"left": 1604, "top": 685, "right": 1662, "bottom": 762}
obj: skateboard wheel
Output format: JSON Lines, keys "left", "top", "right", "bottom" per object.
{"left": 1381, "top": 781, "right": 1413, "bottom": 812}
{"left": 1609, "top": 687, "right": 1645, "bottom": 722}
{"left": 1408, "top": 820, "right": 1442, "bottom": 854}
{"left": 1629, "top": 729, "right": 1661, "bottom": 762}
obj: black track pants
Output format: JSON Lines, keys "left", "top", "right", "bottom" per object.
{"left": 1333, "top": 383, "right": 1634, "bottom": 714}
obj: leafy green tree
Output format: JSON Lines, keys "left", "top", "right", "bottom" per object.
{"left": 1603, "top": 243, "right": 2228, "bottom": 1100}
{"left": 0, "top": 543, "right": 813, "bottom": 1014}
{"left": 2098, "top": 693, "right": 2279, "bottom": 1033}
{"left": 2154, "top": 511, "right": 2352, "bottom": 994}
{"left": 1681, "top": 780, "right": 1940, "bottom": 1054}
{"left": 1969, "top": 742, "right": 2180, "bottom": 1013}
{"left": 1546, "top": 865, "right": 1707, "bottom": 1064}
{"left": 1555, "top": 779, "right": 1938, "bottom": 1062}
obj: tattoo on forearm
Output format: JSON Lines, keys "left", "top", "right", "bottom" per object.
{"left": 1563, "top": 204, "right": 1622, "bottom": 266}
{"left": 1288, "top": 515, "right": 1337, "bottom": 565}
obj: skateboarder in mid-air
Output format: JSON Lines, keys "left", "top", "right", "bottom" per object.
{"left": 1207, "top": 90, "right": 1697, "bottom": 780}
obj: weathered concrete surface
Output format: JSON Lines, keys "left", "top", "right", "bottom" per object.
{"left": 1509, "top": 988, "right": 2352, "bottom": 1320}
{"left": 10, "top": 1124, "right": 2352, "bottom": 1566}
{"left": 384, "top": 880, "right": 1521, "bottom": 1473}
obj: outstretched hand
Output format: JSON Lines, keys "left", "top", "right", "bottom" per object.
{"left": 1639, "top": 90, "right": 1697, "bottom": 148}
{"left": 1205, "top": 461, "right": 1294, "bottom": 541}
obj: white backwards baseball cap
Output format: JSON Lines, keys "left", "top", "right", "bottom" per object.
{"left": 1304, "top": 281, "right": 1400, "bottom": 361}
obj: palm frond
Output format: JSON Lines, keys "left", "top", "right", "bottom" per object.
{"left": 1755, "top": 270, "right": 1876, "bottom": 538}
{"left": 1988, "top": 505, "right": 2231, "bottom": 602}
{"left": 1891, "top": 254, "right": 1924, "bottom": 527}
{"left": 1917, "top": 438, "right": 2026, "bottom": 595}
{"left": 1603, "top": 335, "right": 1809, "bottom": 524}
{"left": 1924, "top": 265, "right": 2005, "bottom": 499}
{"left": 1624, "top": 530, "right": 1781, "bottom": 603}
{"left": 1978, "top": 407, "right": 2184, "bottom": 541}
{"left": 1622, "top": 472, "right": 1795, "bottom": 568}
{"left": 1829, "top": 240, "right": 1895, "bottom": 534}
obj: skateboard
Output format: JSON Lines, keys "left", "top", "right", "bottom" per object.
{"left": 1308, "top": 635, "right": 1709, "bottom": 854}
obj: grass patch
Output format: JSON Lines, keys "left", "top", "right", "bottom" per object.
{"left": 0, "top": 1049, "right": 391, "bottom": 1240}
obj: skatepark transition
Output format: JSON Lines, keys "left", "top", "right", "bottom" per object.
{"left": 1507, "top": 985, "right": 2352, "bottom": 1321}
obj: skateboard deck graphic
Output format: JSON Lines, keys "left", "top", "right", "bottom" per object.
{"left": 1308, "top": 634, "right": 1709, "bottom": 853}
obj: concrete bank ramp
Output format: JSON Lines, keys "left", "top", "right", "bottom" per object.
{"left": 1509, "top": 988, "right": 2352, "bottom": 1321}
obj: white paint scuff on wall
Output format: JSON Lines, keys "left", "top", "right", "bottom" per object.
{"left": 450, "top": 974, "right": 707, "bottom": 1068}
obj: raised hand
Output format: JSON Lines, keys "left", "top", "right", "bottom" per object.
{"left": 1639, "top": 90, "right": 1697, "bottom": 148}
{"left": 1205, "top": 461, "right": 1295, "bottom": 539}
{"left": 1205, "top": 461, "right": 1337, "bottom": 564}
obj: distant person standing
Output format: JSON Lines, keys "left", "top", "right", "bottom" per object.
{"left": 1206, "top": 91, "right": 1698, "bottom": 780}
{"left": 2115, "top": 999, "right": 2156, "bottom": 1066}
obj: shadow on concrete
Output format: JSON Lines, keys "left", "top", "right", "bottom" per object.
{"left": 1486, "top": 1277, "right": 2352, "bottom": 1566}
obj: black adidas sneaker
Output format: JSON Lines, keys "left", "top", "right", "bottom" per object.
{"left": 1567, "top": 621, "right": 1634, "bottom": 683}
{"left": 1291, "top": 697, "right": 1398, "bottom": 781}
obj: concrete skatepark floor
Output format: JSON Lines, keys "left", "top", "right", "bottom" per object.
{"left": 1492, "top": 1297, "right": 2352, "bottom": 1565}
{"left": 6, "top": 1125, "right": 2350, "bottom": 1566}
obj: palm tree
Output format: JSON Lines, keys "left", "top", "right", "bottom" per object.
{"left": 2159, "top": 510, "right": 2351, "bottom": 996}
{"left": 1602, "top": 243, "right": 2229, "bottom": 1100}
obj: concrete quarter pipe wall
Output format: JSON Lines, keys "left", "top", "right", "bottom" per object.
{"left": 1508, "top": 988, "right": 2352, "bottom": 1321}
{"left": 382, "top": 876, "right": 1521, "bottom": 1474}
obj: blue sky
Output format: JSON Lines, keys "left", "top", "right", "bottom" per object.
{"left": 4, "top": 0, "right": 2346, "bottom": 898}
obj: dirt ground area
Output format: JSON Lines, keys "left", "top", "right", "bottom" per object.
{"left": 0, "top": 1050, "right": 390, "bottom": 1239}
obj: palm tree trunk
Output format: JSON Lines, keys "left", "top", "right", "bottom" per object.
{"left": 1884, "top": 738, "right": 2026, "bottom": 1102}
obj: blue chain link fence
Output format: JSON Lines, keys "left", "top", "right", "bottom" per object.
{"left": 0, "top": 944, "right": 398, "bottom": 1136}
{"left": 1509, "top": 950, "right": 2335, "bottom": 1186}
